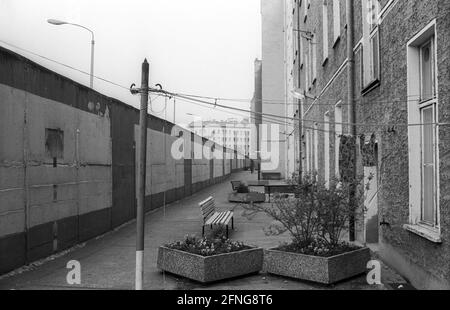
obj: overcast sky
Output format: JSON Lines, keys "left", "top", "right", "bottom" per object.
{"left": 0, "top": 0, "right": 261, "bottom": 125}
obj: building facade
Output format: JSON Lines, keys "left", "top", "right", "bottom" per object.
{"left": 189, "top": 118, "right": 251, "bottom": 157}
{"left": 281, "top": 0, "right": 450, "bottom": 289}
{"left": 251, "top": 59, "right": 263, "bottom": 161}
{"left": 261, "top": 0, "right": 287, "bottom": 180}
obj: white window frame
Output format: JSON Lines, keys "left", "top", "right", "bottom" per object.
{"left": 305, "top": 130, "right": 311, "bottom": 173}
{"left": 333, "top": 0, "right": 341, "bottom": 45}
{"left": 361, "top": 0, "right": 380, "bottom": 89}
{"left": 322, "top": 0, "right": 329, "bottom": 63}
{"left": 314, "top": 123, "right": 319, "bottom": 173}
{"left": 334, "top": 101, "right": 342, "bottom": 179}
{"left": 419, "top": 38, "right": 436, "bottom": 102}
{"left": 324, "top": 112, "right": 330, "bottom": 188}
{"left": 311, "top": 39, "right": 317, "bottom": 84}
{"left": 305, "top": 39, "right": 310, "bottom": 89}
{"left": 300, "top": 35, "right": 304, "bottom": 68}
{"left": 405, "top": 19, "right": 441, "bottom": 243}
{"left": 420, "top": 104, "right": 438, "bottom": 226}
{"left": 304, "top": 0, "right": 310, "bottom": 22}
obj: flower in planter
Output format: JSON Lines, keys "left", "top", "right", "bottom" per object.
{"left": 166, "top": 228, "right": 252, "bottom": 257}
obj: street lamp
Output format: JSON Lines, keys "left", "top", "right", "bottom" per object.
{"left": 47, "top": 19, "right": 95, "bottom": 89}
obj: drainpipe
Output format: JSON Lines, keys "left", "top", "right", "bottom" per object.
{"left": 346, "top": 0, "right": 356, "bottom": 242}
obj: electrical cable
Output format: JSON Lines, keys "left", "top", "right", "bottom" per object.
{"left": 151, "top": 89, "right": 448, "bottom": 128}
{"left": 2, "top": 40, "right": 447, "bottom": 130}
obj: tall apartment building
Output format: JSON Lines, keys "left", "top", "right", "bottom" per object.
{"left": 261, "top": 0, "right": 287, "bottom": 180}
{"left": 251, "top": 59, "right": 263, "bottom": 161}
{"left": 189, "top": 118, "right": 251, "bottom": 157}
{"left": 282, "top": 0, "right": 450, "bottom": 289}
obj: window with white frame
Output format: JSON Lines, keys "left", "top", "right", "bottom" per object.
{"left": 305, "top": 38, "right": 310, "bottom": 88}
{"left": 421, "top": 104, "right": 437, "bottom": 225}
{"left": 333, "top": 0, "right": 340, "bottom": 44}
{"left": 314, "top": 123, "right": 319, "bottom": 173}
{"left": 322, "top": 0, "right": 329, "bottom": 62}
{"left": 311, "top": 39, "right": 317, "bottom": 84}
{"left": 334, "top": 102, "right": 342, "bottom": 179}
{"left": 324, "top": 112, "right": 330, "bottom": 188}
{"left": 361, "top": 0, "right": 380, "bottom": 89}
{"left": 300, "top": 35, "right": 304, "bottom": 68}
{"left": 305, "top": 130, "right": 311, "bottom": 173}
{"left": 304, "top": 0, "right": 310, "bottom": 22}
{"left": 420, "top": 38, "right": 436, "bottom": 102}
{"left": 406, "top": 20, "right": 440, "bottom": 238}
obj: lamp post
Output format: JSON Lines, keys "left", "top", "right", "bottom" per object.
{"left": 47, "top": 19, "right": 95, "bottom": 89}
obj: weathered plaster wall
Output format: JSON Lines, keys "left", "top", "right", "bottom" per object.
{"left": 298, "top": 0, "right": 450, "bottom": 289}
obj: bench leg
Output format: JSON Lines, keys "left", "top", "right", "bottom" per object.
{"left": 232, "top": 217, "right": 234, "bottom": 230}
{"left": 226, "top": 225, "right": 229, "bottom": 239}
{"left": 202, "top": 225, "right": 205, "bottom": 237}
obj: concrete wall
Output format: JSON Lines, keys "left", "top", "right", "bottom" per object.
{"left": 0, "top": 46, "right": 249, "bottom": 275}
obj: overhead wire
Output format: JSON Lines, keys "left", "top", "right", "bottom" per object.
{"left": 2, "top": 39, "right": 447, "bottom": 130}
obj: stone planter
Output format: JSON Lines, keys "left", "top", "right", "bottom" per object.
{"left": 228, "top": 192, "right": 266, "bottom": 203}
{"left": 265, "top": 247, "right": 371, "bottom": 284}
{"left": 157, "top": 246, "right": 264, "bottom": 283}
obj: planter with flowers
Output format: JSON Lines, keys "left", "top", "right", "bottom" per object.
{"left": 157, "top": 234, "right": 263, "bottom": 283}
{"left": 247, "top": 174, "right": 370, "bottom": 284}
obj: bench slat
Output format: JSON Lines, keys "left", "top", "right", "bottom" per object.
{"left": 202, "top": 204, "right": 214, "bottom": 213}
{"left": 223, "top": 212, "right": 233, "bottom": 225}
{"left": 212, "top": 212, "right": 227, "bottom": 225}
{"left": 203, "top": 208, "right": 215, "bottom": 218}
{"left": 208, "top": 211, "right": 233, "bottom": 226}
{"left": 218, "top": 211, "right": 233, "bottom": 225}
{"left": 201, "top": 201, "right": 215, "bottom": 210}
{"left": 205, "top": 212, "right": 220, "bottom": 226}
{"left": 202, "top": 208, "right": 215, "bottom": 219}
{"left": 199, "top": 196, "right": 214, "bottom": 206}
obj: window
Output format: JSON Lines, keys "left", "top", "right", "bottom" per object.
{"left": 333, "top": 0, "right": 341, "bottom": 44}
{"left": 322, "top": 0, "right": 329, "bottom": 62}
{"left": 334, "top": 103, "right": 342, "bottom": 179}
{"left": 300, "top": 33, "right": 304, "bottom": 67}
{"left": 420, "top": 105, "right": 437, "bottom": 225}
{"left": 361, "top": 0, "right": 380, "bottom": 89}
{"left": 304, "top": 0, "right": 310, "bottom": 22}
{"left": 324, "top": 112, "right": 330, "bottom": 188}
{"left": 305, "top": 39, "right": 310, "bottom": 88}
{"left": 311, "top": 39, "right": 317, "bottom": 84}
{"left": 406, "top": 20, "right": 440, "bottom": 240}
{"left": 45, "top": 128, "right": 64, "bottom": 160}
{"left": 314, "top": 123, "right": 319, "bottom": 173}
{"left": 305, "top": 130, "right": 311, "bottom": 173}
{"left": 420, "top": 38, "right": 436, "bottom": 102}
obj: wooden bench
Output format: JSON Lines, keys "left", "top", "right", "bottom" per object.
{"left": 199, "top": 196, "right": 234, "bottom": 238}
